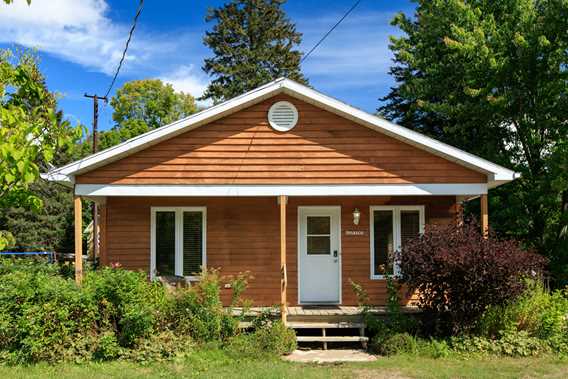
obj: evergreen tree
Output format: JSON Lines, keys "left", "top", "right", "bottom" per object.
{"left": 379, "top": 0, "right": 568, "bottom": 284}
{"left": 201, "top": 0, "right": 307, "bottom": 103}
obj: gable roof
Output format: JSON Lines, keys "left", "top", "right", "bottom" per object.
{"left": 44, "top": 78, "right": 519, "bottom": 188}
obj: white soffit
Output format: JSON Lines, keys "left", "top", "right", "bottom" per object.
{"left": 75, "top": 184, "right": 488, "bottom": 197}
{"left": 45, "top": 78, "right": 518, "bottom": 188}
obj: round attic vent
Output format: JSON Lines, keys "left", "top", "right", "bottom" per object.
{"left": 268, "top": 101, "right": 298, "bottom": 132}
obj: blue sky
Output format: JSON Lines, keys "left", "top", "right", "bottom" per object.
{"left": 0, "top": 0, "right": 414, "bottom": 131}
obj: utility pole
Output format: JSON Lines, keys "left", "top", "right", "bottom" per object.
{"left": 84, "top": 93, "right": 108, "bottom": 264}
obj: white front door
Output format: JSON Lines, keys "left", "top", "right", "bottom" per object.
{"left": 298, "top": 206, "right": 341, "bottom": 304}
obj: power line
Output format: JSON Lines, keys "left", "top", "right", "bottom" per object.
{"left": 104, "top": 0, "right": 144, "bottom": 98}
{"left": 301, "top": 0, "right": 362, "bottom": 64}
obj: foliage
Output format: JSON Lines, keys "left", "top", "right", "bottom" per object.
{"left": 416, "top": 338, "right": 451, "bottom": 359}
{"left": 201, "top": 0, "right": 307, "bottom": 103}
{"left": 167, "top": 269, "right": 251, "bottom": 343}
{"left": 399, "top": 221, "right": 547, "bottom": 334}
{"left": 379, "top": 0, "right": 568, "bottom": 285}
{"left": 92, "top": 79, "right": 198, "bottom": 151}
{"left": 477, "top": 280, "right": 568, "bottom": 353}
{"left": 450, "top": 331, "right": 550, "bottom": 357}
{"left": 374, "top": 333, "right": 418, "bottom": 356}
{"left": 0, "top": 259, "right": 256, "bottom": 364}
{"left": 82, "top": 268, "right": 166, "bottom": 347}
{"left": 227, "top": 321, "right": 296, "bottom": 357}
{"left": 0, "top": 258, "right": 98, "bottom": 363}
{"left": 0, "top": 49, "right": 82, "bottom": 249}
{"left": 0, "top": 179, "right": 74, "bottom": 253}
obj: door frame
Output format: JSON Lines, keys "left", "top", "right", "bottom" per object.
{"left": 297, "top": 205, "right": 342, "bottom": 305}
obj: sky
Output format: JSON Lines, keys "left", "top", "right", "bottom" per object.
{"left": 0, "top": 0, "right": 415, "bottom": 132}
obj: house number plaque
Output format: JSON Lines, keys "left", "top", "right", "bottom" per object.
{"left": 345, "top": 230, "right": 365, "bottom": 236}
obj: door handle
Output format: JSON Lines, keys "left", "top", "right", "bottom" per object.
{"left": 333, "top": 250, "right": 338, "bottom": 258}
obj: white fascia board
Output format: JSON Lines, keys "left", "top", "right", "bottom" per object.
{"left": 75, "top": 183, "right": 488, "bottom": 197}
{"left": 40, "top": 172, "right": 73, "bottom": 187}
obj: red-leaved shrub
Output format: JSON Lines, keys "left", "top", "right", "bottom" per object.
{"left": 399, "top": 222, "right": 547, "bottom": 335}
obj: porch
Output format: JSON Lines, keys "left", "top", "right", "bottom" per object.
{"left": 71, "top": 192, "right": 490, "bottom": 324}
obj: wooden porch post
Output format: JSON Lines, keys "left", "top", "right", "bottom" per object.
{"left": 481, "top": 194, "right": 489, "bottom": 238}
{"left": 74, "top": 195, "right": 83, "bottom": 285}
{"left": 279, "top": 195, "right": 288, "bottom": 324}
{"left": 99, "top": 203, "right": 107, "bottom": 266}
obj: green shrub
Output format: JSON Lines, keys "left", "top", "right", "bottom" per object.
{"left": 83, "top": 267, "right": 166, "bottom": 347}
{"left": 0, "top": 265, "right": 98, "bottom": 363}
{"left": 93, "top": 332, "right": 122, "bottom": 361}
{"left": 477, "top": 280, "right": 568, "bottom": 349}
{"left": 450, "top": 331, "right": 550, "bottom": 357}
{"left": 226, "top": 321, "right": 296, "bottom": 357}
{"left": 254, "top": 321, "right": 296, "bottom": 355}
{"left": 377, "top": 333, "right": 417, "bottom": 356}
{"left": 417, "top": 338, "right": 451, "bottom": 359}
{"left": 121, "top": 331, "right": 193, "bottom": 363}
{"left": 168, "top": 269, "right": 249, "bottom": 343}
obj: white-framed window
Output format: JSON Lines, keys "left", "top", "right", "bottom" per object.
{"left": 150, "top": 207, "right": 206, "bottom": 280}
{"left": 369, "top": 205, "right": 425, "bottom": 279}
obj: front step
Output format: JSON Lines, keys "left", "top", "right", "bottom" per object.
{"left": 289, "top": 320, "right": 367, "bottom": 350}
{"left": 287, "top": 321, "right": 364, "bottom": 329}
{"left": 296, "top": 336, "right": 369, "bottom": 343}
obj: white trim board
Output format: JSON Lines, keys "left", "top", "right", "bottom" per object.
{"left": 45, "top": 78, "right": 518, "bottom": 189}
{"left": 75, "top": 183, "right": 488, "bottom": 197}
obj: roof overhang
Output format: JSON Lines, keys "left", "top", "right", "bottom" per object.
{"left": 45, "top": 78, "right": 519, "bottom": 189}
{"left": 75, "top": 183, "right": 488, "bottom": 197}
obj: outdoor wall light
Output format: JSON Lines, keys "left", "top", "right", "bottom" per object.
{"left": 352, "top": 208, "right": 361, "bottom": 226}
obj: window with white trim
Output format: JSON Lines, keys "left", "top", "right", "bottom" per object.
{"left": 370, "top": 206, "right": 424, "bottom": 279}
{"left": 151, "top": 207, "right": 206, "bottom": 279}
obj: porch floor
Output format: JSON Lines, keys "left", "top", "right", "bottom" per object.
{"left": 231, "top": 305, "right": 420, "bottom": 318}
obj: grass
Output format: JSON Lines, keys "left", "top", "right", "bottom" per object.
{"left": 1, "top": 349, "right": 567, "bottom": 379}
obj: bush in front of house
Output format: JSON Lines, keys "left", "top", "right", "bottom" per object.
{"left": 0, "top": 257, "right": 296, "bottom": 364}
{"left": 226, "top": 321, "right": 296, "bottom": 357}
{"left": 399, "top": 221, "right": 547, "bottom": 334}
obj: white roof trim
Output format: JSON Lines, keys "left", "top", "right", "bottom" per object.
{"left": 46, "top": 78, "right": 518, "bottom": 189}
{"left": 75, "top": 183, "right": 488, "bottom": 197}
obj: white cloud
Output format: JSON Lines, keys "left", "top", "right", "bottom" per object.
{"left": 0, "top": 0, "right": 170, "bottom": 75}
{"left": 160, "top": 64, "right": 211, "bottom": 106}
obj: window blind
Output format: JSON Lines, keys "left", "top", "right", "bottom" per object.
{"left": 183, "top": 211, "right": 203, "bottom": 276}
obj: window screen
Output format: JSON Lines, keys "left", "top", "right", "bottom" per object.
{"left": 373, "top": 210, "right": 394, "bottom": 275}
{"left": 183, "top": 211, "right": 203, "bottom": 276}
{"left": 306, "top": 216, "right": 331, "bottom": 255}
{"left": 155, "top": 211, "right": 175, "bottom": 276}
{"left": 401, "top": 210, "right": 420, "bottom": 247}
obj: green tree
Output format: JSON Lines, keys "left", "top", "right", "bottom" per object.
{"left": 379, "top": 0, "right": 568, "bottom": 283}
{"left": 0, "top": 49, "right": 82, "bottom": 249}
{"left": 201, "top": 0, "right": 307, "bottom": 103}
{"left": 96, "top": 79, "right": 197, "bottom": 150}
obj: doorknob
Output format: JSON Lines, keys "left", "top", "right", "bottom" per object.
{"left": 333, "top": 250, "right": 338, "bottom": 257}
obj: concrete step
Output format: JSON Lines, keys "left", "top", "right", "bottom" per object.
{"left": 296, "top": 336, "right": 369, "bottom": 343}
{"left": 287, "top": 321, "right": 365, "bottom": 329}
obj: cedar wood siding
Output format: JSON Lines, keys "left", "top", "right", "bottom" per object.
{"left": 102, "top": 195, "right": 458, "bottom": 306}
{"left": 88, "top": 93, "right": 482, "bottom": 306}
{"left": 76, "top": 94, "right": 485, "bottom": 185}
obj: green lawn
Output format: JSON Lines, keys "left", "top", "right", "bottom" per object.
{"left": 2, "top": 350, "right": 567, "bottom": 379}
